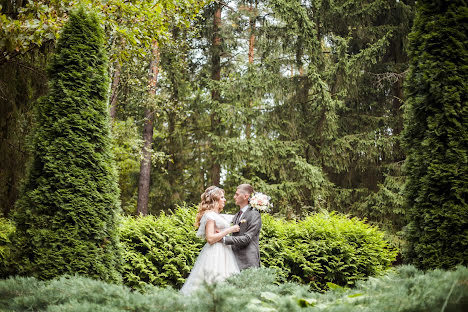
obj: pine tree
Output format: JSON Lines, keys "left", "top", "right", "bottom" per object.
{"left": 403, "top": 0, "right": 468, "bottom": 269}
{"left": 11, "top": 7, "right": 122, "bottom": 281}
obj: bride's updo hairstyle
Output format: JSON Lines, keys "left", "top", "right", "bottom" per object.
{"left": 195, "top": 186, "right": 224, "bottom": 228}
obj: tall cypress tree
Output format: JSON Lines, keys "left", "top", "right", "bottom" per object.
{"left": 403, "top": 0, "right": 468, "bottom": 269}
{"left": 11, "top": 7, "right": 122, "bottom": 281}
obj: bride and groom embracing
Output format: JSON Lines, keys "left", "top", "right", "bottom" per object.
{"left": 180, "top": 184, "right": 262, "bottom": 295}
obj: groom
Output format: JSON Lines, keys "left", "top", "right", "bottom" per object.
{"left": 223, "top": 184, "right": 262, "bottom": 270}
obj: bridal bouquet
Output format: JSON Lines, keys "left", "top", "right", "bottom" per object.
{"left": 249, "top": 192, "right": 273, "bottom": 212}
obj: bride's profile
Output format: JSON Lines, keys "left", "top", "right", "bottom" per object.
{"left": 180, "top": 186, "right": 240, "bottom": 295}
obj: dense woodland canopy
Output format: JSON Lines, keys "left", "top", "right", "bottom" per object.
{"left": 1, "top": 0, "right": 416, "bottom": 235}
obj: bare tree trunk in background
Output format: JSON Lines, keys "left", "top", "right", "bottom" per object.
{"left": 210, "top": 3, "right": 222, "bottom": 186}
{"left": 242, "top": 0, "right": 258, "bottom": 179}
{"left": 109, "top": 60, "right": 121, "bottom": 120}
{"left": 137, "top": 41, "right": 159, "bottom": 216}
{"left": 245, "top": 0, "right": 257, "bottom": 140}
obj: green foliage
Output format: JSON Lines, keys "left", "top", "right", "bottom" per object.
{"left": 10, "top": 8, "right": 122, "bottom": 282}
{"left": 176, "top": 0, "right": 415, "bottom": 229}
{"left": 0, "top": 0, "right": 66, "bottom": 62}
{"left": 312, "top": 265, "right": 468, "bottom": 312}
{"left": 111, "top": 118, "right": 143, "bottom": 214}
{"left": 402, "top": 0, "right": 468, "bottom": 269}
{"left": 0, "top": 0, "right": 210, "bottom": 218}
{"left": 0, "top": 41, "right": 52, "bottom": 218}
{"left": 120, "top": 205, "right": 203, "bottom": 290}
{"left": 1, "top": 265, "right": 467, "bottom": 311}
{"left": 0, "top": 0, "right": 209, "bottom": 63}
{"left": 0, "top": 217, "right": 14, "bottom": 277}
{"left": 119, "top": 205, "right": 396, "bottom": 292}
{"left": 260, "top": 212, "right": 398, "bottom": 291}
{"left": 220, "top": 137, "right": 330, "bottom": 216}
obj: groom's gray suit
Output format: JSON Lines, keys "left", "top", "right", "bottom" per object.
{"left": 224, "top": 206, "right": 262, "bottom": 270}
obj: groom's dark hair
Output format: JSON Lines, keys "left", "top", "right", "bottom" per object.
{"left": 237, "top": 184, "right": 254, "bottom": 196}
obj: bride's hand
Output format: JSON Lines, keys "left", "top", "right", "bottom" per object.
{"left": 230, "top": 224, "right": 240, "bottom": 233}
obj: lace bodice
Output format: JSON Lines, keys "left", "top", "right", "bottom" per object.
{"left": 196, "top": 211, "right": 230, "bottom": 239}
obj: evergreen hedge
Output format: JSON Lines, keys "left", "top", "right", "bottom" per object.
{"left": 402, "top": 0, "right": 468, "bottom": 269}
{"left": 260, "top": 212, "right": 397, "bottom": 290}
{"left": 9, "top": 8, "right": 122, "bottom": 282}
{"left": 1, "top": 265, "right": 467, "bottom": 311}
{"left": 120, "top": 205, "right": 397, "bottom": 291}
{"left": 1, "top": 206, "right": 396, "bottom": 289}
{"left": 119, "top": 207, "right": 203, "bottom": 289}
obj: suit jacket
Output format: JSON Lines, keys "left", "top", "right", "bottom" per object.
{"left": 224, "top": 206, "right": 262, "bottom": 270}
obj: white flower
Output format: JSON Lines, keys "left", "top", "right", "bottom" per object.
{"left": 249, "top": 192, "right": 272, "bottom": 212}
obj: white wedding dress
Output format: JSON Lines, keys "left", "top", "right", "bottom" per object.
{"left": 180, "top": 211, "right": 240, "bottom": 295}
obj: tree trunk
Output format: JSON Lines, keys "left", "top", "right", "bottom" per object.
{"left": 167, "top": 110, "right": 181, "bottom": 202}
{"left": 137, "top": 41, "right": 159, "bottom": 216}
{"left": 210, "top": 3, "right": 222, "bottom": 186}
{"left": 109, "top": 60, "right": 121, "bottom": 120}
{"left": 245, "top": 0, "right": 256, "bottom": 140}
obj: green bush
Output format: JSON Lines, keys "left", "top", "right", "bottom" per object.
{"left": 0, "top": 218, "right": 14, "bottom": 277}
{"left": 3, "top": 204, "right": 397, "bottom": 289}
{"left": 261, "top": 212, "right": 398, "bottom": 290}
{"left": 119, "top": 205, "right": 396, "bottom": 291}
{"left": 120, "top": 205, "right": 203, "bottom": 290}
{"left": 1, "top": 266, "right": 467, "bottom": 312}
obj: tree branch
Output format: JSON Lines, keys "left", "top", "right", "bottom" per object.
{"left": 0, "top": 39, "right": 54, "bottom": 67}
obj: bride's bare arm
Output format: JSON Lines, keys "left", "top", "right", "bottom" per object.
{"left": 205, "top": 220, "right": 239, "bottom": 245}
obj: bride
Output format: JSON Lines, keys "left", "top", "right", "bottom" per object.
{"left": 180, "top": 186, "right": 240, "bottom": 295}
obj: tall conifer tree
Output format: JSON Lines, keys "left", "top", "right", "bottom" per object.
{"left": 11, "top": 7, "right": 122, "bottom": 281}
{"left": 403, "top": 0, "right": 468, "bottom": 269}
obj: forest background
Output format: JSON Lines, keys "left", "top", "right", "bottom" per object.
{"left": 1, "top": 0, "right": 414, "bottom": 245}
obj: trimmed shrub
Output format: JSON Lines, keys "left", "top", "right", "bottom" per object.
{"left": 119, "top": 205, "right": 397, "bottom": 291}
{"left": 2, "top": 204, "right": 397, "bottom": 289}
{"left": 120, "top": 205, "right": 203, "bottom": 290}
{"left": 0, "top": 265, "right": 467, "bottom": 312}
{"left": 10, "top": 7, "right": 122, "bottom": 282}
{"left": 402, "top": 0, "right": 468, "bottom": 268}
{"left": 260, "top": 212, "right": 398, "bottom": 290}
